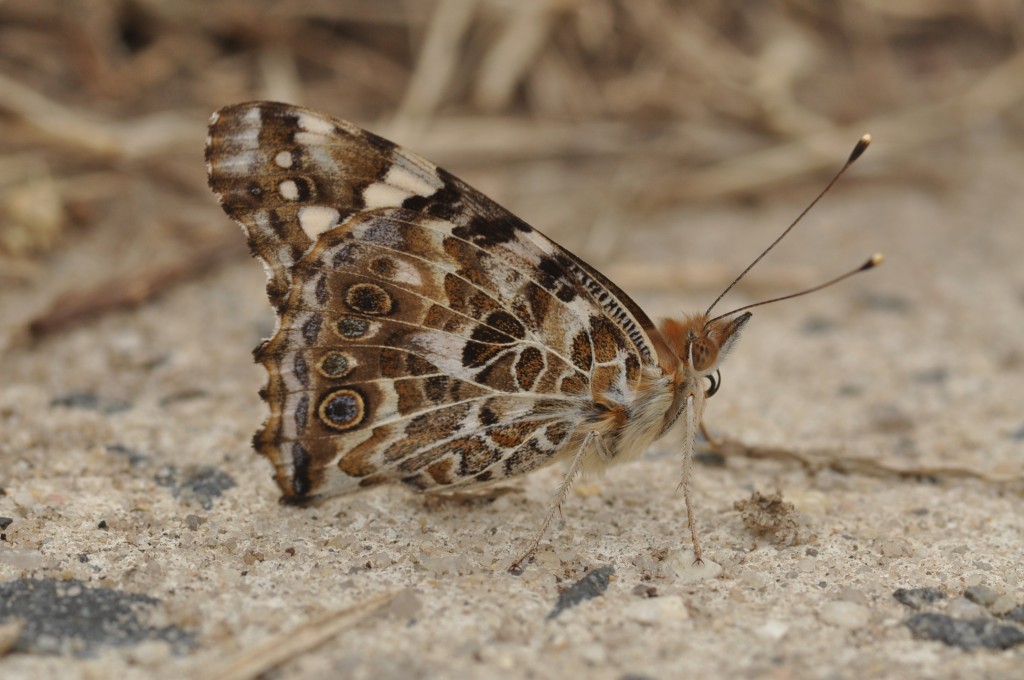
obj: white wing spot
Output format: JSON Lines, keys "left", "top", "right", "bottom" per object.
{"left": 384, "top": 164, "right": 439, "bottom": 198}
{"left": 279, "top": 180, "right": 299, "bottom": 201}
{"left": 274, "top": 151, "right": 293, "bottom": 168}
{"left": 297, "top": 112, "right": 335, "bottom": 136}
{"left": 362, "top": 182, "right": 412, "bottom": 210}
{"left": 241, "top": 105, "right": 261, "bottom": 127}
{"left": 213, "top": 106, "right": 262, "bottom": 177}
{"left": 299, "top": 206, "right": 341, "bottom": 239}
{"left": 360, "top": 163, "right": 440, "bottom": 209}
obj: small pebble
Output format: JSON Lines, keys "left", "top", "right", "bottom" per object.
{"left": 0, "top": 621, "right": 24, "bottom": 656}
{"left": 631, "top": 584, "right": 658, "bottom": 598}
{"left": 364, "top": 551, "right": 393, "bottom": 569}
{"left": 819, "top": 601, "right": 870, "bottom": 629}
{"left": 10, "top": 491, "right": 35, "bottom": 509}
{"left": 0, "top": 548, "right": 46, "bottom": 570}
{"left": 756, "top": 620, "right": 790, "bottom": 641}
{"left": 879, "top": 538, "right": 914, "bottom": 557}
{"left": 665, "top": 549, "right": 722, "bottom": 583}
{"left": 964, "top": 585, "right": 998, "bottom": 607}
{"left": 946, "top": 597, "right": 987, "bottom": 619}
{"left": 837, "top": 587, "right": 869, "bottom": 605}
{"left": 623, "top": 595, "right": 690, "bottom": 625}
{"left": 577, "top": 643, "right": 607, "bottom": 665}
{"left": 127, "top": 640, "right": 173, "bottom": 666}
{"left": 988, "top": 595, "right": 1017, "bottom": 617}
{"left": 421, "top": 553, "right": 471, "bottom": 577}
{"left": 382, "top": 588, "right": 422, "bottom": 620}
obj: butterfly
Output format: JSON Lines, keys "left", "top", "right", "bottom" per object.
{"left": 205, "top": 101, "right": 877, "bottom": 571}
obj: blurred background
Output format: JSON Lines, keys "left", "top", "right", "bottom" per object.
{"left": 2, "top": 0, "right": 1022, "bottom": 331}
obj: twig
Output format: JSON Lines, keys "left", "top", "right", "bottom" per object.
{"left": 0, "top": 71, "right": 197, "bottom": 159}
{"left": 391, "top": 0, "right": 479, "bottom": 126}
{"left": 473, "top": 1, "right": 560, "bottom": 111}
{"left": 648, "top": 49, "right": 1024, "bottom": 202}
{"left": 715, "top": 439, "right": 1024, "bottom": 487}
{"left": 22, "top": 234, "right": 245, "bottom": 343}
{"left": 195, "top": 591, "right": 399, "bottom": 680}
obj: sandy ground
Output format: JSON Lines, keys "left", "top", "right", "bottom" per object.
{"left": 1, "top": 127, "right": 1022, "bottom": 679}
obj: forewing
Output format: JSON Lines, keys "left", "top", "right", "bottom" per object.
{"left": 206, "top": 101, "right": 663, "bottom": 502}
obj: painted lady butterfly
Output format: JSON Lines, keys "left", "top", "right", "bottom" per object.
{"left": 205, "top": 102, "right": 877, "bottom": 570}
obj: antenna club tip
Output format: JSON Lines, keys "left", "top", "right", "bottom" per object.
{"left": 848, "top": 134, "right": 872, "bottom": 163}
{"left": 863, "top": 253, "right": 884, "bottom": 270}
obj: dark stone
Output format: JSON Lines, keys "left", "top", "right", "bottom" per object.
{"left": 158, "top": 389, "right": 208, "bottom": 406}
{"left": 694, "top": 451, "right": 726, "bottom": 467}
{"left": 51, "top": 392, "right": 130, "bottom": 414}
{"left": 0, "top": 578, "right": 195, "bottom": 656}
{"left": 104, "top": 444, "right": 149, "bottom": 466}
{"left": 905, "top": 612, "right": 1024, "bottom": 650}
{"left": 893, "top": 587, "right": 946, "bottom": 610}
{"left": 69, "top": 393, "right": 99, "bottom": 411}
{"left": 548, "top": 566, "right": 615, "bottom": 619}
{"left": 1005, "top": 606, "right": 1024, "bottom": 623}
{"left": 154, "top": 465, "right": 236, "bottom": 511}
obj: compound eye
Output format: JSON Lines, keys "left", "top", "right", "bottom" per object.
{"left": 689, "top": 338, "right": 718, "bottom": 372}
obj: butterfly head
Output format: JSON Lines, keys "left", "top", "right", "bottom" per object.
{"left": 660, "top": 311, "right": 751, "bottom": 378}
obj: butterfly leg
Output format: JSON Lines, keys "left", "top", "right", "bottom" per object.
{"left": 679, "top": 392, "right": 705, "bottom": 564}
{"left": 509, "top": 431, "right": 599, "bottom": 574}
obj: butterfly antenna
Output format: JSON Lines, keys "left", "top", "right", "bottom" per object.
{"left": 704, "top": 134, "right": 873, "bottom": 318}
{"left": 706, "top": 253, "right": 883, "bottom": 325}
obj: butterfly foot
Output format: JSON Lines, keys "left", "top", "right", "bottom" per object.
{"left": 508, "top": 554, "right": 532, "bottom": 575}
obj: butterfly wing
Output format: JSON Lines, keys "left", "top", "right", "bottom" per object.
{"left": 207, "top": 101, "right": 668, "bottom": 503}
